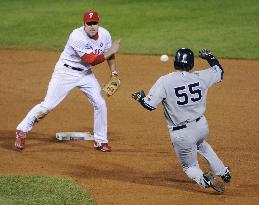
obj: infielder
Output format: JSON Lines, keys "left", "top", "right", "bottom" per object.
{"left": 132, "top": 48, "right": 231, "bottom": 193}
{"left": 15, "top": 10, "right": 120, "bottom": 152}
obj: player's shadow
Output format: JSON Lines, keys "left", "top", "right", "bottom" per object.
{"left": 0, "top": 130, "right": 56, "bottom": 151}
{"left": 72, "top": 127, "right": 122, "bottom": 142}
{"left": 69, "top": 162, "right": 219, "bottom": 195}
{"left": 0, "top": 128, "right": 122, "bottom": 152}
{"left": 0, "top": 130, "right": 15, "bottom": 150}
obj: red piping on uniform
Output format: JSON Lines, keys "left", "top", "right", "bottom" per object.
{"left": 82, "top": 53, "right": 105, "bottom": 66}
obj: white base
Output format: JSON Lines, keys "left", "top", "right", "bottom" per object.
{"left": 56, "top": 132, "right": 94, "bottom": 141}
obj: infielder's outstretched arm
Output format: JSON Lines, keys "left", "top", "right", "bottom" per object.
{"left": 105, "top": 40, "right": 120, "bottom": 75}
{"left": 107, "top": 55, "right": 118, "bottom": 75}
{"left": 104, "top": 39, "right": 120, "bottom": 59}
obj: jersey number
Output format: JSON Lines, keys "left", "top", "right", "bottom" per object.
{"left": 174, "top": 82, "right": 202, "bottom": 105}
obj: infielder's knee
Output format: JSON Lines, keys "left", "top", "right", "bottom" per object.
{"left": 33, "top": 102, "right": 53, "bottom": 123}
{"left": 34, "top": 108, "right": 50, "bottom": 124}
{"left": 34, "top": 110, "right": 49, "bottom": 123}
{"left": 40, "top": 100, "right": 58, "bottom": 111}
{"left": 93, "top": 98, "right": 106, "bottom": 110}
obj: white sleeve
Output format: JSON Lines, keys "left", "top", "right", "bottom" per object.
{"left": 143, "top": 77, "right": 166, "bottom": 109}
{"left": 69, "top": 32, "right": 93, "bottom": 57}
{"left": 198, "top": 65, "right": 223, "bottom": 88}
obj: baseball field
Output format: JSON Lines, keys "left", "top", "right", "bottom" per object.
{"left": 0, "top": 0, "right": 259, "bottom": 205}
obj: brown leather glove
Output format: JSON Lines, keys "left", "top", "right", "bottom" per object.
{"left": 102, "top": 75, "right": 121, "bottom": 97}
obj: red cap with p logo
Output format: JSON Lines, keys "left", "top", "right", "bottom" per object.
{"left": 83, "top": 10, "right": 100, "bottom": 23}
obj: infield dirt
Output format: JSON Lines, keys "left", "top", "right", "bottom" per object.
{"left": 0, "top": 50, "right": 258, "bottom": 205}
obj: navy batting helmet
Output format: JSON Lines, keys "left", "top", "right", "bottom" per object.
{"left": 174, "top": 48, "right": 194, "bottom": 71}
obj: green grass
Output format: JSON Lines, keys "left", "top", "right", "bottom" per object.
{"left": 0, "top": 0, "right": 259, "bottom": 59}
{"left": 0, "top": 176, "right": 97, "bottom": 205}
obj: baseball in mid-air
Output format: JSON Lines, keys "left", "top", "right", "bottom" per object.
{"left": 160, "top": 54, "right": 169, "bottom": 62}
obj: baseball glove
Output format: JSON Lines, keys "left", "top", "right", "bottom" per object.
{"left": 102, "top": 75, "right": 121, "bottom": 97}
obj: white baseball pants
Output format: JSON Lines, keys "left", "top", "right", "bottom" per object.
{"left": 17, "top": 63, "right": 108, "bottom": 144}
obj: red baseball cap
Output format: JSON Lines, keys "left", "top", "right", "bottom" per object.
{"left": 83, "top": 10, "right": 100, "bottom": 23}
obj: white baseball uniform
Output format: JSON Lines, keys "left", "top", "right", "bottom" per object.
{"left": 17, "top": 26, "right": 112, "bottom": 144}
{"left": 142, "top": 65, "right": 227, "bottom": 187}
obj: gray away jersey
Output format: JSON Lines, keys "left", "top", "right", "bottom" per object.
{"left": 143, "top": 65, "right": 223, "bottom": 126}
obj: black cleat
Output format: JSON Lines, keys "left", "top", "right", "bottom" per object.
{"left": 203, "top": 172, "right": 225, "bottom": 193}
{"left": 221, "top": 167, "right": 231, "bottom": 183}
